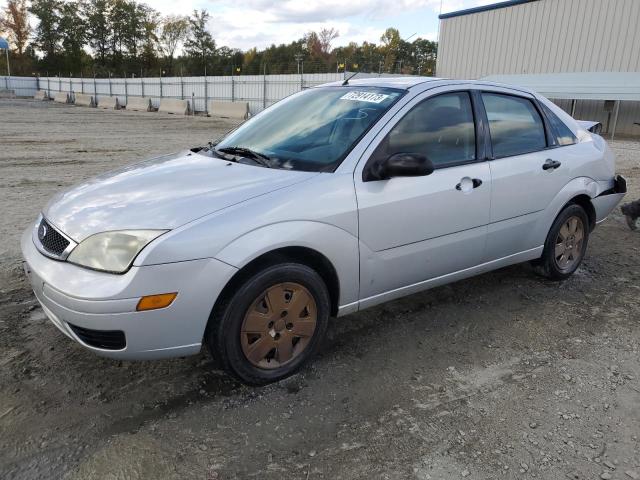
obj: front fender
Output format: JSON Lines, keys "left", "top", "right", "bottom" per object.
{"left": 214, "top": 221, "right": 360, "bottom": 314}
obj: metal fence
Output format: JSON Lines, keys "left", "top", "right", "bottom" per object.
{"left": 0, "top": 72, "right": 398, "bottom": 115}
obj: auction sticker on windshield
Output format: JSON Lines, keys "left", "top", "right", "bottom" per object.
{"left": 340, "top": 91, "right": 390, "bottom": 103}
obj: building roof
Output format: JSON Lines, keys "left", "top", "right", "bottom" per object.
{"left": 439, "top": 0, "right": 539, "bottom": 19}
{"left": 481, "top": 72, "right": 640, "bottom": 101}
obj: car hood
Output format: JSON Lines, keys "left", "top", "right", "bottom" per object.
{"left": 44, "top": 150, "right": 318, "bottom": 241}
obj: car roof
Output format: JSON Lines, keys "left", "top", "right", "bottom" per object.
{"left": 321, "top": 76, "right": 444, "bottom": 89}
{"left": 319, "top": 76, "right": 537, "bottom": 96}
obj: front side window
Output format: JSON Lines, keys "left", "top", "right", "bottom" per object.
{"left": 215, "top": 86, "right": 404, "bottom": 172}
{"left": 482, "top": 93, "right": 547, "bottom": 158}
{"left": 371, "top": 91, "right": 476, "bottom": 169}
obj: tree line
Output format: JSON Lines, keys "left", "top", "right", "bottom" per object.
{"left": 0, "top": 0, "right": 437, "bottom": 77}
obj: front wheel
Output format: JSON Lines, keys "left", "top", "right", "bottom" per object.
{"left": 206, "top": 263, "right": 330, "bottom": 385}
{"left": 534, "top": 203, "right": 590, "bottom": 280}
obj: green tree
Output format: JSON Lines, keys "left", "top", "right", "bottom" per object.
{"left": 185, "top": 9, "right": 216, "bottom": 72}
{"left": 11, "top": 7, "right": 434, "bottom": 78}
{"left": 58, "top": 0, "right": 86, "bottom": 72}
{"left": 139, "top": 5, "right": 160, "bottom": 72}
{"left": 123, "top": 2, "right": 153, "bottom": 62}
{"left": 85, "top": 0, "right": 110, "bottom": 67}
{"left": 380, "top": 27, "right": 400, "bottom": 72}
{"left": 412, "top": 38, "right": 438, "bottom": 75}
{"left": 30, "top": 0, "right": 62, "bottom": 66}
{"left": 109, "top": 0, "right": 131, "bottom": 63}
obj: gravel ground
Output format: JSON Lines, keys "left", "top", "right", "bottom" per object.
{"left": 1, "top": 99, "right": 639, "bottom": 480}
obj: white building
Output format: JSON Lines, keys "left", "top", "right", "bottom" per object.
{"left": 436, "top": 0, "right": 640, "bottom": 136}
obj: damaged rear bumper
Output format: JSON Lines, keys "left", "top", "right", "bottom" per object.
{"left": 593, "top": 175, "right": 627, "bottom": 224}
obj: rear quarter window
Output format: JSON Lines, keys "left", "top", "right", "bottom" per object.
{"left": 540, "top": 103, "right": 578, "bottom": 146}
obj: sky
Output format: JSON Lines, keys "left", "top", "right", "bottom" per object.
{"left": 145, "top": 0, "right": 498, "bottom": 50}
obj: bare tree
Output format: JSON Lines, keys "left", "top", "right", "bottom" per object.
{"left": 1, "top": 0, "right": 31, "bottom": 54}
{"left": 318, "top": 27, "right": 339, "bottom": 55}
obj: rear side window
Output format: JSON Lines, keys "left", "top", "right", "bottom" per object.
{"left": 540, "top": 103, "right": 578, "bottom": 146}
{"left": 373, "top": 91, "right": 476, "bottom": 169}
{"left": 482, "top": 93, "right": 547, "bottom": 158}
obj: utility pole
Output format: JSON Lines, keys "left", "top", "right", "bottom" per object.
{"left": 180, "top": 67, "right": 184, "bottom": 100}
{"left": 204, "top": 65, "right": 208, "bottom": 114}
{"left": 436, "top": 0, "right": 444, "bottom": 76}
{"left": 262, "top": 63, "right": 267, "bottom": 109}
{"left": 294, "top": 53, "right": 303, "bottom": 75}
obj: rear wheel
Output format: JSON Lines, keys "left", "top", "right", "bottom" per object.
{"left": 206, "top": 263, "right": 330, "bottom": 385}
{"left": 534, "top": 204, "right": 589, "bottom": 280}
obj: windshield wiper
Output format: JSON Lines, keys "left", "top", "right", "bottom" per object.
{"left": 215, "top": 146, "right": 273, "bottom": 168}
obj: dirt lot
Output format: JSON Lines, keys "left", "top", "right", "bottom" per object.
{"left": 1, "top": 99, "right": 639, "bottom": 480}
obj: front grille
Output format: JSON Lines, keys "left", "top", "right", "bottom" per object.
{"left": 68, "top": 324, "right": 126, "bottom": 350}
{"left": 37, "top": 218, "right": 70, "bottom": 256}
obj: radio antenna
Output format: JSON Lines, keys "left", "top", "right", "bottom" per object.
{"left": 342, "top": 71, "right": 359, "bottom": 86}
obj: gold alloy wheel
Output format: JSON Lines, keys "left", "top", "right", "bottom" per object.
{"left": 554, "top": 215, "right": 585, "bottom": 271}
{"left": 240, "top": 283, "right": 318, "bottom": 369}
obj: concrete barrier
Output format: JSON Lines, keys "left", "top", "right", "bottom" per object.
{"left": 159, "top": 98, "right": 190, "bottom": 115}
{"left": 34, "top": 90, "right": 48, "bottom": 100}
{"left": 74, "top": 93, "right": 95, "bottom": 107}
{"left": 0, "top": 89, "right": 16, "bottom": 99}
{"left": 53, "top": 92, "right": 69, "bottom": 103}
{"left": 125, "top": 97, "right": 152, "bottom": 112}
{"left": 97, "top": 96, "right": 119, "bottom": 110}
{"left": 207, "top": 100, "right": 249, "bottom": 120}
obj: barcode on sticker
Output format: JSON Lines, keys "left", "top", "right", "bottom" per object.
{"left": 340, "top": 91, "right": 390, "bottom": 103}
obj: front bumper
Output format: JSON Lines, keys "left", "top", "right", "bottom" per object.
{"left": 21, "top": 228, "right": 237, "bottom": 360}
{"left": 593, "top": 174, "right": 627, "bottom": 223}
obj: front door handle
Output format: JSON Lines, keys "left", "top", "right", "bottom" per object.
{"left": 456, "top": 178, "right": 483, "bottom": 191}
{"left": 543, "top": 159, "right": 561, "bottom": 170}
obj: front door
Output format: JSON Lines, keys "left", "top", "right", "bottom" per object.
{"left": 355, "top": 90, "right": 491, "bottom": 303}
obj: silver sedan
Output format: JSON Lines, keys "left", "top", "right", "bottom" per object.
{"left": 22, "top": 77, "right": 626, "bottom": 384}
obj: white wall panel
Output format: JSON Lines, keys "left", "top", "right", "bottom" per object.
{"left": 438, "top": 0, "right": 640, "bottom": 78}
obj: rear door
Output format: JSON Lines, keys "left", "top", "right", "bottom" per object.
{"left": 355, "top": 88, "right": 491, "bottom": 302}
{"left": 478, "top": 89, "right": 574, "bottom": 260}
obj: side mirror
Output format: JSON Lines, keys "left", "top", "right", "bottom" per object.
{"left": 365, "top": 153, "right": 434, "bottom": 181}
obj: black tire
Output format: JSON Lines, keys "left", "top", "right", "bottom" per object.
{"left": 206, "top": 263, "right": 330, "bottom": 385}
{"left": 533, "top": 203, "right": 590, "bottom": 280}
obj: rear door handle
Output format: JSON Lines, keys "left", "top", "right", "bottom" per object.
{"left": 543, "top": 159, "right": 561, "bottom": 170}
{"left": 456, "top": 178, "right": 483, "bottom": 191}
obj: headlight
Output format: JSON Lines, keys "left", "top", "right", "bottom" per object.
{"left": 67, "top": 230, "right": 167, "bottom": 273}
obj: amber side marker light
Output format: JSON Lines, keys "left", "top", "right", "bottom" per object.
{"left": 136, "top": 292, "right": 178, "bottom": 311}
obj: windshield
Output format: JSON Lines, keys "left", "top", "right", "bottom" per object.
{"left": 215, "top": 86, "right": 405, "bottom": 172}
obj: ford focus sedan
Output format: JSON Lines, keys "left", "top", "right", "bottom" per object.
{"left": 22, "top": 77, "right": 626, "bottom": 384}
